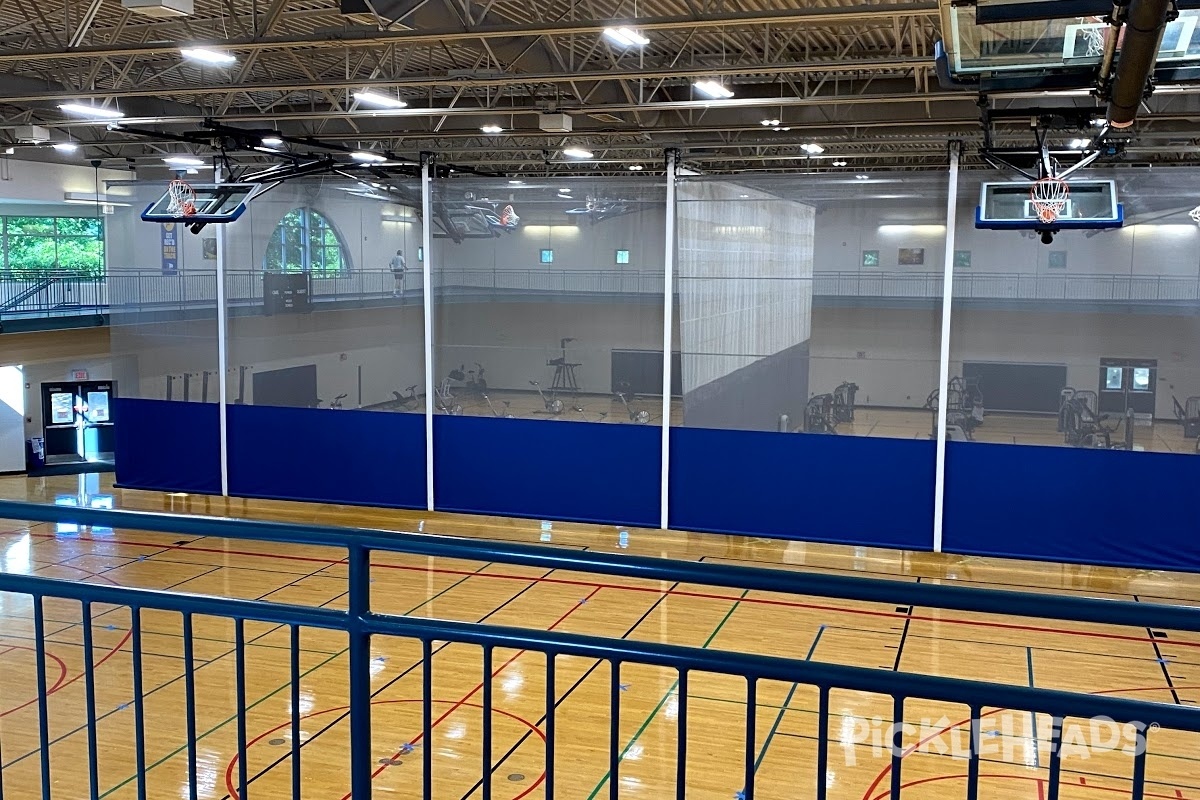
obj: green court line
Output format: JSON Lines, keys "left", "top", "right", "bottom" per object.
{"left": 752, "top": 625, "right": 823, "bottom": 773}
{"left": 96, "top": 567, "right": 484, "bottom": 800}
{"left": 584, "top": 589, "right": 750, "bottom": 800}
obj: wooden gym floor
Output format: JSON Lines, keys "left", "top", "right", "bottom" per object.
{"left": 0, "top": 474, "right": 1197, "bottom": 800}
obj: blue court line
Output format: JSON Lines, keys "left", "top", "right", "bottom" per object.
{"left": 751, "top": 625, "right": 825, "bottom": 774}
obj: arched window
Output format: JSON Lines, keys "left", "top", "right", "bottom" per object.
{"left": 263, "top": 208, "right": 349, "bottom": 275}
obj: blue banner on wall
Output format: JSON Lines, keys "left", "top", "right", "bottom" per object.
{"left": 160, "top": 222, "right": 178, "bottom": 275}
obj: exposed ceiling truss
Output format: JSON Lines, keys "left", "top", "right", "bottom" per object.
{"left": 0, "top": 0, "right": 1195, "bottom": 174}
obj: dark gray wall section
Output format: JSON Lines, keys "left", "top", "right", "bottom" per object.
{"left": 682, "top": 340, "right": 810, "bottom": 431}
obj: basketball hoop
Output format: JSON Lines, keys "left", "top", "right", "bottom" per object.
{"left": 1190, "top": 205, "right": 1200, "bottom": 225}
{"left": 166, "top": 179, "right": 198, "bottom": 217}
{"left": 1031, "top": 177, "right": 1070, "bottom": 224}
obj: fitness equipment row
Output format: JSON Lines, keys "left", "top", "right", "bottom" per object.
{"left": 801, "top": 381, "right": 858, "bottom": 434}
{"left": 1172, "top": 395, "right": 1200, "bottom": 438}
{"left": 925, "top": 376, "right": 984, "bottom": 441}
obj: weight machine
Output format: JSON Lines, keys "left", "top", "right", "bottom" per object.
{"left": 925, "top": 376, "right": 985, "bottom": 441}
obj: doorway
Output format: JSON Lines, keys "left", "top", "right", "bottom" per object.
{"left": 1098, "top": 358, "right": 1157, "bottom": 418}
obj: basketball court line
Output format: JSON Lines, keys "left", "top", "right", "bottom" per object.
{"left": 449, "top": 578, "right": 684, "bottom": 800}
{"left": 92, "top": 558, "right": 505, "bottom": 800}
{"left": 219, "top": 563, "right": 570, "bottom": 800}
{"left": 584, "top": 589, "right": 751, "bottom": 800}
{"left": 13, "top": 527, "right": 1194, "bottom": 652}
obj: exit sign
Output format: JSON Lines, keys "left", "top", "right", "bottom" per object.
{"left": 70, "top": 369, "right": 88, "bottom": 381}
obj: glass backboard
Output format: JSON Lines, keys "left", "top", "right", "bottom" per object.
{"left": 141, "top": 182, "right": 259, "bottom": 224}
{"left": 976, "top": 179, "right": 1123, "bottom": 229}
{"left": 941, "top": 0, "right": 1200, "bottom": 76}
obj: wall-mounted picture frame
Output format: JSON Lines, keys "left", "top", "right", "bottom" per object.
{"left": 202, "top": 238, "right": 217, "bottom": 260}
{"left": 954, "top": 250, "right": 972, "bottom": 268}
{"left": 861, "top": 250, "right": 880, "bottom": 268}
{"left": 417, "top": 246, "right": 424, "bottom": 262}
{"left": 615, "top": 249, "right": 630, "bottom": 265}
{"left": 540, "top": 249, "right": 554, "bottom": 264}
{"left": 1048, "top": 250, "right": 1068, "bottom": 269}
{"left": 898, "top": 247, "right": 925, "bottom": 266}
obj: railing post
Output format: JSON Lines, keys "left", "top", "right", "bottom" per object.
{"left": 347, "top": 543, "right": 373, "bottom": 800}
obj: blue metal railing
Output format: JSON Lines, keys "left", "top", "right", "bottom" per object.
{"left": 1, "top": 498, "right": 1199, "bottom": 800}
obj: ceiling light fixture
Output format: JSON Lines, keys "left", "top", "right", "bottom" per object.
{"left": 832, "top": 160, "right": 848, "bottom": 167}
{"left": 508, "top": 179, "right": 524, "bottom": 185}
{"left": 353, "top": 90, "right": 407, "bottom": 109}
{"left": 855, "top": 174, "right": 870, "bottom": 180}
{"left": 800, "top": 143, "right": 825, "bottom": 155}
{"left": 761, "top": 118, "right": 781, "bottom": 126}
{"left": 628, "top": 164, "right": 644, "bottom": 171}
{"left": 163, "top": 155, "right": 205, "bottom": 166}
{"left": 693, "top": 80, "right": 734, "bottom": 99}
{"left": 480, "top": 124, "right": 504, "bottom": 134}
{"left": 773, "top": 127, "right": 791, "bottom": 132}
{"left": 562, "top": 147, "right": 594, "bottom": 159}
{"left": 351, "top": 151, "right": 387, "bottom": 163}
{"left": 180, "top": 47, "right": 235, "bottom": 65}
{"left": 53, "top": 142, "right": 79, "bottom": 153}
{"left": 603, "top": 27, "right": 650, "bottom": 46}
{"left": 59, "top": 103, "right": 124, "bottom": 120}
{"left": 1068, "top": 138, "right": 1088, "bottom": 149}
{"left": 261, "top": 136, "right": 284, "bottom": 146}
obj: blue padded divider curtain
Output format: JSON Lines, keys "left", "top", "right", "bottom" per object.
{"left": 433, "top": 415, "right": 661, "bottom": 528}
{"left": 669, "top": 426, "right": 937, "bottom": 549}
{"left": 227, "top": 404, "right": 427, "bottom": 509}
{"left": 943, "top": 441, "right": 1200, "bottom": 572}
{"left": 114, "top": 398, "right": 222, "bottom": 494}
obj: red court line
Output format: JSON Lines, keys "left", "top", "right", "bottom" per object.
{"left": 0, "top": 561, "right": 131, "bottom": 717}
{"left": 344, "top": 584, "right": 604, "bottom": 800}
{"left": 18, "top": 529, "right": 1200, "bottom": 651}
{"left": 224, "top": 699, "right": 547, "bottom": 800}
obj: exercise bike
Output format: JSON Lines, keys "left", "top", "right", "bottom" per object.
{"left": 614, "top": 388, "right": 651, "bottom": 424}
{"left": 448, "top": 363, "right": 489, "bottom": 396}
{"left": 483, "top": 393, "right": 514, "bottom": 418}
{"left": 435, "top": 379, "right": 462, "bottom": 415}
{"left": 317, "top": 393, "right": 348, "bottom": 410}
{"left": 530, "top": 380, "right": 564, "bottom": 414}
{"left": 391, "top": 384, "right": 420, "bottom": 411}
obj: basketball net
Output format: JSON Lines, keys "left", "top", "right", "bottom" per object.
{"left": 167, "top": 179, "right": 198, "bottom": 217}
{"left": 1031, "top": 177, "right": 1070, "bottom": 224}
{"left": 1190, "top": 205, "right": 1200, "bottom": 225}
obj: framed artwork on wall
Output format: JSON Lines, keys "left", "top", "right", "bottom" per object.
{"left": 898, "top": 248, "right": 925, "bottom": 266}
{"left": 954, "top": 250, "right": 971, "bottom": 268}
{"left": 615, "top": 249, "right": 630, "bottom": 264}
{"left": 540, "top": 249, "right": 554, "bottom": 264}
{"left": 1048, "top": 250, "right": 1067, "bottom": 269}
{"left": 862, "top": 250, "right": 880, "bottom": 267}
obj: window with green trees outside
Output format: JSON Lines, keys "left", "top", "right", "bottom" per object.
{"left": 263, "top": 208, "right": 349, "bottom": 276}
{"left": 2, "top": 216, "right": 105, "bottom": 278}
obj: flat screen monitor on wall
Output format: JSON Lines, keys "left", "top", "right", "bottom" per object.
{"left": 252, "top": 364, "right": 319, "bottom": 408}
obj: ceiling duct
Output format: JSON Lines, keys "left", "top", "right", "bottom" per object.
{"left": 1107, "top": 0, "right": 1172, "bottom": 127}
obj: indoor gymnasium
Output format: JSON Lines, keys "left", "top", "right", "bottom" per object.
{"left": 0, "top": 0, "right": 1198, "bottom": 799}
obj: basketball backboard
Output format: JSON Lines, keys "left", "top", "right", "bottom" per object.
{"left": 141, "top": 182, "right": 259, "bottom": 224}
{"left": 939, "top": 0, "right": 1200, "bottom": 84}
{"left": 976, "top": 179, "right": 1123, "bottom": 230}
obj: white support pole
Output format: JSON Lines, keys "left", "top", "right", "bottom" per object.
{"left": 215, "top": 167, "right": 230, "bottom": 497}
{"left": 659, "top": 149, "right": 678, "bottom": 530}
{"left": 932, "top": 142, "right": 962, "bottom": 552}
{"left": 421, "top": 154, "right": 436, "bottom": 511}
